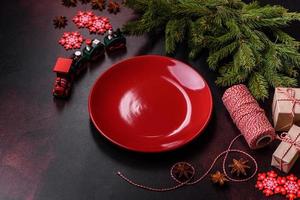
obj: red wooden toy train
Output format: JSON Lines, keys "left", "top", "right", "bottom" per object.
{"left": 52, "top": 29, "right": 126, "bottom": 98}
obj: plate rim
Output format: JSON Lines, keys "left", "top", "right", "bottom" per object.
{"left": 88, "top": 54, "right": 213, "bottom": 153}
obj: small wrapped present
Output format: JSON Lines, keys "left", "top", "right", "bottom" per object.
{"left": 271, "top": 124, "right": 300, "bottom": 173}
{"left": 272, "top": 87, "right": 300, "bottom": 132}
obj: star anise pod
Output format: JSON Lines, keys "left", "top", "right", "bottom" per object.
{"left": 91, "top": 0, "right": 106, "bottom": 11}
{"left": 61, "top": 0, "right": 77, "bottom": 7}
{"left": 211, "top": 171, "right": 229, "bottom": 186}
{"left": 53, "top": 16, "right": 68, "bottom": 29}
{"left": 228, "top": 158, "right": 250, "bottom": 176}
{"left": 171, "top": 162, "right": 195, "bottom": 183}
{"left": 79, "top": 0, "right": 90, "bottom": 4}
{"left": 107, "top": 1, "right": 120, "bottom": 14}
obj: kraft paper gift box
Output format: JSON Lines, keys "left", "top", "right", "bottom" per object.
{"left": 271, "top": 124, "right": 300, "bottom": 173}
{"left": 272, "top": 87, "right": 300, "bottom": 132}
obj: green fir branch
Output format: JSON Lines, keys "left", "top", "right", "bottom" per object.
{"left": 123, "top": 0, "right": 300, "bottom": 100}
{"left": 248, "top": 72, "right": 269, "bottom": 100}
{"left": 165, "top": 19, "right": 187, "bottom": 54}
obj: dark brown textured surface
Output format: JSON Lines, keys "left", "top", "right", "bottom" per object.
{"left": 0, "top": 0, "right": 300, "bottom": 200}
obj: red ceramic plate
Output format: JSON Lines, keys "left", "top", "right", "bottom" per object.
{"left": 89, "top": 55, "right": 213, "bottom": 152}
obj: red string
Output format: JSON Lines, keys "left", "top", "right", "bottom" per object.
{"left": 117, "top": 134, "right": 258, "bottom": 191}
{"left": 222, "top": 84, "right": 275, "bottom": 149}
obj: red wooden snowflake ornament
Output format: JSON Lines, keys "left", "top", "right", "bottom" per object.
{"left": 256, "top": 171, "right": 280, "bottom": 196}
{"left": 256, "top": 171, "right": 300, "bottom": 200}
{"left": 73, "top": 11, "right": 95, "bottom": 28}
{"left": 88, "top": 16, "right": 112, "bottom": 34}
{"left": 284, "top": 175, "right": 300, "bottom": 200}
{"left": 59, "top": 32, "right": 84, "bottom": 50}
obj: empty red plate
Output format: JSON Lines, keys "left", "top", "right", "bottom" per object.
{"left": 89, "top": 55, "right": 213, "bottom": 152}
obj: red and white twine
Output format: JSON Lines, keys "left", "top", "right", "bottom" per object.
{"left": 222, "top": 84, "right": 276, "bottom": 149}
{"left": 117, "top": 134, "right": 258, "bottom": 191}
{"left": 117, "top": 84, "right": 284, "bottom": 191}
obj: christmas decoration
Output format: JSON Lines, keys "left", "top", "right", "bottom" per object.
{"left": 273, "top": 87, "right": 300, "bottom": 131}
{"left": 255, "top": 171, "right": 300, "bottom": 200}
{"left": 91, "top": 0, "right": 106, "bottom": 11}
{"left": 61, "top": 0, "right": 77, "bottom": 7}
{"left": 79, "top": 0, "right": 90, "bottom": 4}
{"left": 256, "top": 171, "right": 280, "bottom": 197}
{"left": 88, "top": 16, "right": 112, "bottom": 34}
{"left": 82, "top": 38, "right": 105, "bottom": 61}
{"left": 228, "top": 158, "right": 250, "bottom": 176}
{"left": 52, "top": 58, "right": 74, "bottom": 98}
{"left": 170, "top": 162, "right": 195, "bottom": 183}
{"left": 71, "top": 51, "right": 88, "bottom": 76}
{"left": 211, "top": 171, "right": 228, "bottom": 186}
{"left": 117, "top": 134, "right": 258, "bottom": 191}
{"left": 284, "top": 175, "right": 300, "bottom": 200}
{"left": 272, "top": 125, "right": 300, "bottom": 173}
{"left": 73, "top": 11, "right": 95, "bottom": 28}
{"left": 107, "top": 1, "right": 120, "bottom": 14}
{"left": 222, "top": 84, "right": 276, "bottom": 149}
{"left": 52, "top": 38, "right": 106, "bottom": 98}
{"left": 59, "top": 32, "right": 84, "bottom": 50}
{"left": 104, "top": 28, "right": 126, "bottom": 53}
{"left": 53, "top": 16, "right": 68, "bottom": 29}
{"left": 123, "top": 0, "right": 300, "bottom": 100}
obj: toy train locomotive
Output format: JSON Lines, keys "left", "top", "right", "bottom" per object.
{"left": 52, "top": 29, "right": 126, "bottom": 98}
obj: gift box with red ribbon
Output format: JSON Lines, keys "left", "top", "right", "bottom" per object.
{"left": 272, "top": 87, "right": 300, "bottom": 132}
{"left": 271, "top": 124, "right": 300, "bottom": 173}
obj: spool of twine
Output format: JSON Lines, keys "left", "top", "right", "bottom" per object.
{"left": 222, "top": 84, "right": 276, "bottom": 149}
